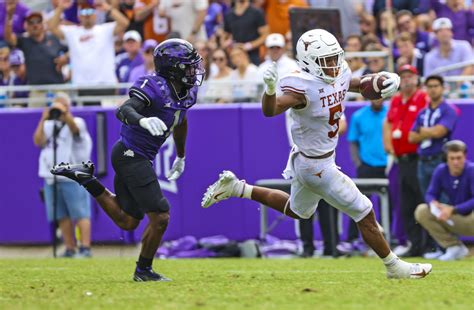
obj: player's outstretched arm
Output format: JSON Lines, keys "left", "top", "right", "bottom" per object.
{"left": 116, "top": 97, "right": 168, "bottom": 136}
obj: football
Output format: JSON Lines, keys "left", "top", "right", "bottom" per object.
{"left": 359, "top": 74, "right": 387, "bottom": 100}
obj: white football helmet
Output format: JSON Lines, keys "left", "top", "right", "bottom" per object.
{"left": 296, "top": 29, "right": 345, "bottom": 84}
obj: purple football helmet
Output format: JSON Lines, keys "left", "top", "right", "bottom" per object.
{"left": 153, "top": 39, "right": 205, "bottom": 88}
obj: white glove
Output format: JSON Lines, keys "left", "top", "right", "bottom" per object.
{"left": 167, "top": 157, "right": 185, "bottom": 181}
{"left": 263, "top": 61, "right": 278, "bottom": 95}
{"left": 139, "top": 117, "right": 168, "bottom": 136}
{"left": 378, "top": 71, "right": 400, "bottom": 99}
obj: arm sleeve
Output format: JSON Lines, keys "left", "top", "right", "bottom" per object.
{"left": 425, "top": 165, "right": 443, "bottom": 203}
{"left": 115, "top": 97, "right": 147, "bottom": 125}
{"left": 438, "top": 106, "right": 458, "bottom": 132}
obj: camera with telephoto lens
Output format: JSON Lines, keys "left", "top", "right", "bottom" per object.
{"left": 48, "top": 107, "right": 63, "bottom": 120}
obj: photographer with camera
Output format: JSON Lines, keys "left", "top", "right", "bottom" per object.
{"left": 33, "top": 92, "right": 92, "bottom": 258}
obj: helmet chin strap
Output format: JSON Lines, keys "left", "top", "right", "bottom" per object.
{"left": 170, "top": 80, "right": 189, "bottom": 101}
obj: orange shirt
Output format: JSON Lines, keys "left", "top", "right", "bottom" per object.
{"left": 387, "top": 89, "right": 428, "bottom": 156}
{"left": 264, "top": 0, "right": 308, "bottom": 35}
{"left": 135, "top": 0, "right": 169, "bottom": 42}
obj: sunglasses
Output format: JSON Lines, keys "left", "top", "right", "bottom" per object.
{"left": 79, "top": 8, "right": 96, "bottom": 16}
{"left": 213, "top": 57, "right": 225, "bottom": 61}
{"left": 27, "top": 19, "right": 42, "bottom": 25}
{"left": 0, "top": 57, "right": 9, "bottom": 62}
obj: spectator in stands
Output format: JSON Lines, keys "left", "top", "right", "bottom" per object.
{"left": 48, "top": 0, "right": 129, "bottom": 105}
{"left": 340, "top": 98, "right": 389, "bottom": 254}
{"left": 345, "top": 35, "right": 366, "bottom": 101}
{"left": 424, "top": 18, "right": 474, "bottom": 77}
{"left": 257, "top": 33, "right": 298, "bottom": 81}
{"left": 128, "top": 39, "right": 157, "bottom": 83}
{"left": 409, "top": 75, "right": 458, "bottom": 196}
{"left": 116, "top": 30, "right": 144, "bottom": 85}
{"left": 383, "top": 64, "right": 428, "bottom": 257}
{"left": 224, "top": 0, "right": 269, "bottom": 65}
{"left": 158, "top": 0, "right": 208, "bottom": 43}
{"left": 134, "top": 0, "right": 169, "bottom": 42}
{"left": 415, "top": 140, "right": 473, "bottom": 261}
{"left": 194, "top": 40, "right": 216, "bottom": 80}
{"left": 204, "top": 0, "right": 227, "bottom": 39}
{"left": 373, "top": 0, "right": 421, "bottom": 17}
{"left": 119, "top": 0, "right": 144, "bottom": 37}
{"left": 8, "top": 49, "right": 28, "bottom": 102}
{"left": 360, "top": 33, "right": 381, "bottom": 51}
{"left": 362, "top": 44, "right": 387, "bottom": 75}
{"left": 429, "top": 0, "right": 474, "bottom": 44}
{"left": 359, "top": 12, "right": 377, "bottom": 36}
{"left": 229, "top": 46, "right": 259, "bottom": 102}
{"left": 33, "top": 92, "right": 93, "bottom": 258}
{"left": 59, "top": 0, "right": 95, "bottom": 25}
{"left": 0, "top": 0, "right": 29, "bottom": 42}
{"left": 4, "top": 11, "right": 68, "bottom": 107}
{"left": 203, "top": 48, "right": 233, "bottom": 103}
{"left": 377, "top": 9, "right": 398, "bottom": 56}
{"left": 395, "top": 31, "right": 424, "bottom": 76}
{"left": 395, "top": 10, "right": 431, "bottom": 54}
{"left": 262, "top": 0, "right": 307, "bottom": 36}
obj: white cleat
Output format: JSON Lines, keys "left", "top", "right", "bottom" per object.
{"left": 201, "top": 170, "right": 241, "bottom": 208}
{"left": 387, "top": 260, "right": 432, "bottom": 279}
{"left": 438, "top": 244, "right": 469, "bottom": 261}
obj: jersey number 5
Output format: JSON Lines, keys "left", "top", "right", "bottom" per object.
{"left": 328, "top": 104, "right": 342, "bottom": 138}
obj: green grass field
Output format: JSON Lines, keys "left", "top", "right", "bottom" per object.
{"left": 0, "top": 257, "right": 473, "bottom": 310}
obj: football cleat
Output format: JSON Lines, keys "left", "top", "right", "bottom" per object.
{"left": 201, "top": 170, "right": 241, "bottom": 208}
{"left": 387, "top": 261, "right": 432, "bottom": 279}
{"left": 133, "top": 267, "right": 172, "bottom": 282}
{"left": 50, "top": 161, "right": 95, "bottom": 185}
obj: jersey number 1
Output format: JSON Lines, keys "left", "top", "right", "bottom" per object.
{"left": 328, "top": 104, "right": 342, "bottom": 138}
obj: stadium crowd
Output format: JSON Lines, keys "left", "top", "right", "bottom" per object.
{"left": 0, "top": 0, "right": 473, "bottom": 260}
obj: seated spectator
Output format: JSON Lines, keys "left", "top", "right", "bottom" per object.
{"left": 395, "top": 10, "right": 431, "bottom": 54}
{"left": 202, "top": 48, "right": 232, "bottom": 103}
{"left": 194, "top": 40, "right": 217, "bottom": 80}
{"left": 116, "top": 30, "right": 144, "bottom": 84}
{"left": 359, "top": 12, "right": 377, "bottom": 36}
{"left": 128, "top": 39, "right": 157, "bottom": 82}
{"left": 424, "top": 18, "right": 474, "bottom": 77}
{"left": 345, "top": 35, "right": 367, "bottom": 78}
{"left": 257, "top": 33, "right": 298, "bottom": 82}
{"left": 8, "top": 49, "right": 28, "bottom": 102}
{"left": 0, "top": 0, "right": 29, "bottom": 42}
{"left": 395, "top": 31, "right": 424, "bottom": 76}
{"left": 429, "top": 0, "right": 474, "bottom": 44}
{"left": 362, "top": 44, "right": 387, "bottom": 75}
{"left": 373, "top": 0, "right": 421, "bottom": 17}
{"left": 415, "top": 140, "right": 474, "bottom": 261}
{"left": 229, "top": 46, "right": 259, "bottom": 102}
{"left": 361, "top": 33, "right": 381, "bottom": 51}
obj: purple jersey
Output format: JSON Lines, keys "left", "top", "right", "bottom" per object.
{"left": 120, "top": 74, "right": 198, "bottom": 160}
{"left": 411, "top": 101, "right": 458, "bottom": 156}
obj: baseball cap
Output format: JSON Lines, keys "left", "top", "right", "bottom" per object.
{"left": 432, "top": 17, "right": 453, "bottom": 31}
{"left": 9, "top": 50, "right": 25, "bottom": 66}
{"left": 142, "top": 39, "right": 158, "bottom": 52}
{"left": 265, "top": 33, "right": 285, "bottom": 48}
{"left": 123, "top": 30, "right": 142, "bottom": 43}
{"left": 26, "top": 11, "right": 43, "bottom": 22}
{"left": 398, "top": 64, "right": 418, "bottom": 75}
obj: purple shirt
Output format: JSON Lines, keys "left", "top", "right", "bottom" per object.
{"left": 411, "top": 101, "right": 458, "bottom": 156}
{"left": 426, "top": 161, "right": 474, "bottom": 215}
{"left": 423, "top": 39, "right": 474, "bottom": 77}
{"left": 128, "top": 64, "right": 154, "bottom": 83}
{"left": 120, "top": 74, "right": 198, "bottom": 160}
{"left": 0, "top": 2, "right": 29, "bottom": 41}
{"left": 116, "top": 52, "right": 144, "bottom": 83}
{"left": 204, "top": 3, "right": 224, "bottom": 38}
{"left": 430, "top": 0, "right": 474, "bottom": 43}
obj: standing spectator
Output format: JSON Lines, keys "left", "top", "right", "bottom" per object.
{"left": 8, "top": 49, "right": 28, "bottom": 103}
{"left": 33, "top": 93, "right": 93, "bottom": 258}
{"left": 229, "top": 46, "right": 259, "bottom": 102}
{"left": 424, "top": 18, "right": 474, "bottom": 77}
{"left": 48, "top": 0, "right": 129, "bottom": 105}
{"left": 395, "top": 10, "right": 431, "bottom": 54}
{"left": 383, "top": 64, "right": 428, "bottom": 257}
{"left": 119, "top": 0, "right": 144, "bottom": 37}
{"left": 373, "top": 0, "right": 421, "bottom": 17}
{"left": 158, "top": 0, "right": 208, "bottom": 43}
{"left": 415, "top": 140, "right": 473, "bottom": 261}
{"left": 0, "top": 0, "right": 29, "bottom": 41}
{"left": 263, "top": 0, "right": 308, "bottom": 36}
{"left": 204, "top": 0, "right": 227, "bottom": 39}
{"left": 134, "top": 0, "right": 169, "bottom": 42}
{"left": 409, "top": 75, "right": 458, "bottom": 196}
{"left": 429, "top": 0, "right": 474, "bottom": 44}
{"left": 116, "top": 30, "right": 144, "bottom": 85}
{"left": 257, "top": 33, "right": 298, "bottom": 81}
{"left": 203, "top": 48, "right": 233, "bottom": 103}
{"left": 224, "top": 0, "right": 269, "bottom": 65}
{"left": 4, "top": 11, "right": 68, "bottom": 106}
{"left": 128, "top": 39, "right": 157, "bottom": 83}
{"left": 395, "top": 31, "right": 424, "bottom": 76}
{"left": 359, "top": 12, "right": 377, "bottom": 36}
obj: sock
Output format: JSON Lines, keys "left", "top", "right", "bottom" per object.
{"left": 137, "top": 255, "right": 153, "bottom": 270}
{"left": 382, "top": 251, "right": 399, "bottom": 267}
{"left": 82, "top": 178, "right": 105, "bottom": 197}
{"left": 233, "top": 181, "right": 253, "bottom": 199}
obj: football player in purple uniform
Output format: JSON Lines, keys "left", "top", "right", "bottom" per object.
{"left": 51, "top": 39, "right": 205, "bottom": 282}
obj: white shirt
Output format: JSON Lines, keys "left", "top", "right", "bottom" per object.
{"left": 230, "top": 64, "right": 259, "bottom": 101}
{"left": 60, "top": 23, "right": 118, "bottom": 85}
{"left": 38, "top": 118, "right": 92, "bottom": 183}
{"left": 159, "top": 0, "right": 208, "bottom": 40}
{"left": 280, "top": 63, "right": 352, "bottom": 156}
{"left": 257, "top": 54, "right": 299, "bottom": 86}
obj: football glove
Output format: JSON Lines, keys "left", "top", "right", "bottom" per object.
{"left": 139, "top": 117, "right": 168, "bottom": 136}
{"left": 167, "top": 157, "right": 185, "bottom": 181}
{"left": 263, "top": 61, "right": 278, "bottom": 95}
{"left": 378, "top": 71, "right": 401, "bottom": 99}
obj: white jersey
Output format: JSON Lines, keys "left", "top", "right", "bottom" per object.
{"left": 279, "top": 64, "right": 352, "bottom": 157}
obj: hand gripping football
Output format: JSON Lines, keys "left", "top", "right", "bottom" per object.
{"left": 359, "top": 74, "right": 387, "bottom": 100}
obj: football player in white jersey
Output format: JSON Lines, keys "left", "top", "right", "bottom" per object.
{"left": 201, "top": 29, "right": 432, "bottom": 279}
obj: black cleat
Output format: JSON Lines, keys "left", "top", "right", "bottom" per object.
{"left": 50, "top": 161, "right": 95, "bottom": 185}
{"left": 133, "top": 267, "right": 172, "bottom": 282}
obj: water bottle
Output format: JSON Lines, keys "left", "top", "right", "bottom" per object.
{"left": 459, "top": 82, "right": 470, "bottom": 99}
{"left": 46, "top": 91, "right": 55, "bottom": 106}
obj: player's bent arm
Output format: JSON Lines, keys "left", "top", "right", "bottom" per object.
{"left": 173, "top": 117, "right": 187, "bottom": 158}
{"left": 261, "top": 91, "right": 306, "bottom": 117}
{"left": 115, "top": 97, "right": 147, "bottom": 125}
{"left": 349, "top": 77, "right": 361, "bottom": 93}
